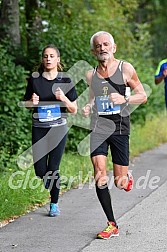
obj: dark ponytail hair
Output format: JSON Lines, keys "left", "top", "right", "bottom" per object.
{"left": 37, "top": 44, "right": 64, "bottom": 73}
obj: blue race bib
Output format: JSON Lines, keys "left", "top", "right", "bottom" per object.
{"left": 96, "top": 96, "right": 120, "bottom": 115}
{"left": 38, "top": 104, "right": 61, "bottom": 122}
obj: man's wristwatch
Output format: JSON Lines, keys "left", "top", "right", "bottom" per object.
{"left": 124, "top": 95, "right": 130, "bottom": 103}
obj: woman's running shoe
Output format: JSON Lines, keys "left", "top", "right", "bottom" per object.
{"left": 49, "top": 203, "right": 60, "bottom": 217}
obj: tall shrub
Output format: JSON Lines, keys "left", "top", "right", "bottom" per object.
{"left": 0, "top": 44, "right": 31, "bottom": 171}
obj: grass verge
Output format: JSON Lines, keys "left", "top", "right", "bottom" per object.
{"left": 130, "top": 114, "right": 167, "bottom": 157}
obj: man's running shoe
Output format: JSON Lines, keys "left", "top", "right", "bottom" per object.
{"left": 97, "top": 222, "right": 119, "bottom": 239}
{"left": 124, "top": 171, "right": 134, "bottom": 192}
{"left": 49, "top": 203, "right": 60, "bottom": 217}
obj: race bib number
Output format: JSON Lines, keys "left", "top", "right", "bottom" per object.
{"left": 38, "top": 104, "right": 61, "bottom": 122}
{"left": 96, "top": 96, "right": 120, "bottom": 115}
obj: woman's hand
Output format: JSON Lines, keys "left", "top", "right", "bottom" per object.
{"left": 55, "top": 87, "right": 66, "bottom": 102}
{"left": 31, "top": 93, "right": 39, "bottom": 105}
{"left": 55, "top": 87, "right": 77, "bottom": 114}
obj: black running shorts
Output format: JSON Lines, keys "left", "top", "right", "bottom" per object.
{"left": 90, "top": 132, "right": 129, "bottom": 166}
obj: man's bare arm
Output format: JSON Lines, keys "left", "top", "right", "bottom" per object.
{"left": 82, "top": 70, "right": 95, "bottom": 117}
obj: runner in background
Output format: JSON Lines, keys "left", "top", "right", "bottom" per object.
{"left": 154, "top": 44, "right": 167, "bottom": 108}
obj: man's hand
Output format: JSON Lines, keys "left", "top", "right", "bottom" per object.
{"left": 110, "top": 93, "right": 125, "bottom": 104}
{"left": 82, "top": 104, "right": 92, "bottom": 117}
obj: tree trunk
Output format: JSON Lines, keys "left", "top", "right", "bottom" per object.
{"left": 0, "top": 0, "right": 20, "bottom": 46}
{"left": 25, "top": 0, "right": 42, "bottom": 70}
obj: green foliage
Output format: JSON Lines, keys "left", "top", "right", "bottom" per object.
{"left": 135, "top": 0, "right": 167, "bottom": 62}
{"left": 0, "top": 44, "right": 31, "bottom": 171}
{"left": 66, "top": 126, "right": 90, "bottom": 152}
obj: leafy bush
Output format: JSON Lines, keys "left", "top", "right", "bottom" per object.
{"left": 0, "top": 44, "right": 31, "bottom": 171}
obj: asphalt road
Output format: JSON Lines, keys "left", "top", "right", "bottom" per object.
{"left": 0, "top": 143, "right": 167, "bottom": 252}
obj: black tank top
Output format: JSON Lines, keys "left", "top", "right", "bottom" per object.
{"left": 91, "top": 60, "right": 130, "bottom": 135}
